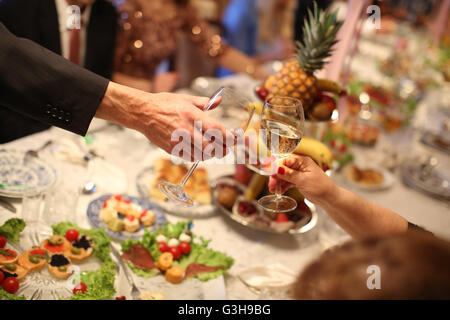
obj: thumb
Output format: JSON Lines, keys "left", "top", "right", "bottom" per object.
{"left": 191, "top": 95, "right": 222, "bottom": 111}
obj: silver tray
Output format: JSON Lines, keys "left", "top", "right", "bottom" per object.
{"left": 211, "top": 176, "right": 318, "bottom": 234}
{"left": 420, "top": 131, "right": 450, "bottom": 155}
{"left": 401, "top": 159, "right": 450, "bottom": 201}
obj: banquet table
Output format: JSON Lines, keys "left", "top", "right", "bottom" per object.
{"left": 1, "top": 75, "right": 449, "bottom": 300}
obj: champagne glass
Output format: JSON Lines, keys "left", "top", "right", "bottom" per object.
{"left": 158, "top": 87, "right": 255, "bottom": 207}
{"left": 257, "top": 96, "right": 304, "bottom": 212}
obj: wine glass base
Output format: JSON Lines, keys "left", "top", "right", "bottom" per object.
{"left": 257, "top": 195, "right": 297, "bottom": 213}
{"left": 158, "top": 181, "right": 194, "bottom": 207}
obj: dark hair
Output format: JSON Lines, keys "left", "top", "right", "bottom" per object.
{"left": 294, "top": 231, "right": 450, "bottom": 299}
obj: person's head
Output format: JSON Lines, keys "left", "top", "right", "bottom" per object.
{"left": 294, "top": 231, "right": 450, "bottom": 299}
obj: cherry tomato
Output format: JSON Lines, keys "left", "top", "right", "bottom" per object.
{"left": 0, "top": 235, "right": 6, "bottom": 248}
{"left": 276, "top": 213, "right": 289, "bottom": 223}
{"left": 2, "top": 277, "right": 19, "bottom": 294}
{"left": 30, "top": 249, "right": 47, "bottom": 256}
{"left": 115, "top": 296, "right": 126, "bottom": 300}
{"left": 169, "top": 246, "right": 181, "bottom": 260}
{"left": 114, "top": 195, "right": 122, "bottom": 201}
{"left": 73, "top": 282, "right": 87, "bottom": 294}
{"left": 0, "top": 271, "right": 4, "bottom": 285}
{"left": 102, "top": 200, "right": 108, "bottom": 208}
{"left": 158, "top": 242, "right": 169, "bottom": 253}
{"left": 179, "top": 242, "right": 191, "bottom": 255}
{"left": 256, "top": 86, "right": 269, "bottom": 101}
{"left": 65, "top": 229, "right": 79, "bottom": 242}
{"left": 340, "top": 145, "right": 347, "bottom": 152}
{"left": 329, "top": 140, "right": 336, "bottom": 148}
{"left": 0, "top": 249, "right": 17, "bottom": 260}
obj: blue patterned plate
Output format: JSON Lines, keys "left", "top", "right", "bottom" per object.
{"left": 87, "top": 194, "right": 167, "bottom": 241}
{"left": 0, "top": 149, "right": 58, "bottom": 198}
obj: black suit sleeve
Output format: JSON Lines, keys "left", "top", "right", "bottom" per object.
{"left": 0, "top": 22, "right": 109, "bottom": 136}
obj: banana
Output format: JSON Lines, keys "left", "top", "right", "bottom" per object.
{"left": 294, "top": 137, "right": 333, "bottom": 171}
{"left": 316, "top": 78, "right": 346, "bottom": 96}
{"left": 247, "top": 102, "right": 263, "bottom": 116}
{"left": 245, "top": 174, "right": 269, "bottom": 200}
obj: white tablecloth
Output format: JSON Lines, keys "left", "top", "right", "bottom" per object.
{"left": 1, "top": 80, "right": 449, "bottom": 299}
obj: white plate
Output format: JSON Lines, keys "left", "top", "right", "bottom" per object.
{"left": 127, "top": 272, "right": 227, "bottom": 300}
{"left": 135, "top": 149, "right": 224, "bottom": 218}
{"left": 87, "top": 194, "right": 167, "bottom": 241}
{"left": 0, "top": 149, "right": 58, "bottom": 198}
{"left": 343, "top": 165, "right": 395, "bottom": 191}
{"left": 136, "top": 167, "right": 217, "bottom": 218}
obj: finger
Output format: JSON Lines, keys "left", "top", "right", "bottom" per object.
{"left": 268, "top": 176, "right": 278, "bottom": 191}
{"left": 282, "top": 154, "right": 313, "bottom": 171}
{"left": 268, "top": 176, "right": 293, "bottom": 193}
{"left": 190, "top": 95, "right": 221, "bottom": 111}
{"left": 201, "top": 135, "right": 227, "bottom": 160}
{"left": 200, "top": 114, "right": 234, "bottom": 147}
{"left": 274, "top": 164, "right": 299, "bottom": 185}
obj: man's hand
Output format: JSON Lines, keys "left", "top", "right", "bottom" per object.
{"left": 95, "top": 82, "right": 231, "bottom": 160}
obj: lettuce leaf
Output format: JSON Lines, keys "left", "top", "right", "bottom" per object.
{"left": 70, "top": 261, "right": 116, "bottom": 300}
{"left": 122, "top": 228, "right": 160, "bottom": 261}
{"left": 127, "top": 261, "right": 160, "bottom": 279}
{"left": 52, "top": 222, "right": 111, "bottom": 262}
{"left": 0, "top": 288, "right": 26, "bottom": 300}
{"left": 0, "top": 218, "right": 26, "bottom": 243}
{"left": 173, "top": 240, "right": 234, "bottom": 281}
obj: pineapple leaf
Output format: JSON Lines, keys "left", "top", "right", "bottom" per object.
{"left": 296, "top": 1, "right": 343, "bottom": 74}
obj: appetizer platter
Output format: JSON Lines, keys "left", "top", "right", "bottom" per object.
{"left": 136, "top": 157, "right": 216, "bottom": 217}
{"left": 117, "top": 221, "right": 233, "bottom": 299}
{"left": 0, "top": 219, "right": 116, "bottom": 300}
{"left": 343, "top": 164, "right": 394, "bottom": 191}
{"left": 87, "top": 194, "right": 167, "bottom": 240}
{"left": 211, "top": 168, "right": 318, "bottom": 235}
{"left": 0, "top": 149, "right": 58, "bottom": 198}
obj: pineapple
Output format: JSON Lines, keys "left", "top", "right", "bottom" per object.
{"left": 264, "top": 2, "right": 343, "bottom": 114}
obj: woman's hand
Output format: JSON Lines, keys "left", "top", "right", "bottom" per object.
{"left": 268, "top": 154, "right": 337, "bottom": 205}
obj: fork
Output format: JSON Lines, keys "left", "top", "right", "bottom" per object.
{"left": 110, "top": 244, "right": 141, "bottom": 300}
{"left": 23, "top": 140, "right": 53, "bottom": 164}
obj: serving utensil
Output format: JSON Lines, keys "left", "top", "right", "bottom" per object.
{"left": 0, "top": 197, "right": 16, "bottom": 213}
{"left": 110, "top": 244, "right": 141, "bottom": 300}
{"left": 23, "top": 140, "right": 53, "bottom": 164}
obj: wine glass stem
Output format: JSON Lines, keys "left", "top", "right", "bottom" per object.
{"left": 180, "top": 160, "right": 199, "bottom": 187}
{"left": 275, "top": 184, "right": 282, "bottom": 210}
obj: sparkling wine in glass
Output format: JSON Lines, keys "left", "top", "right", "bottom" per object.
{"left": 258, "top": 96, "right": 304, "bottom": 213}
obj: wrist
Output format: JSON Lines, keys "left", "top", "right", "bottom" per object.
{"left": 96, "top": 81, "right": 155, "bottom": 132}
{"left": 317, "top": 182, "right": 341, "bottom": 208}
